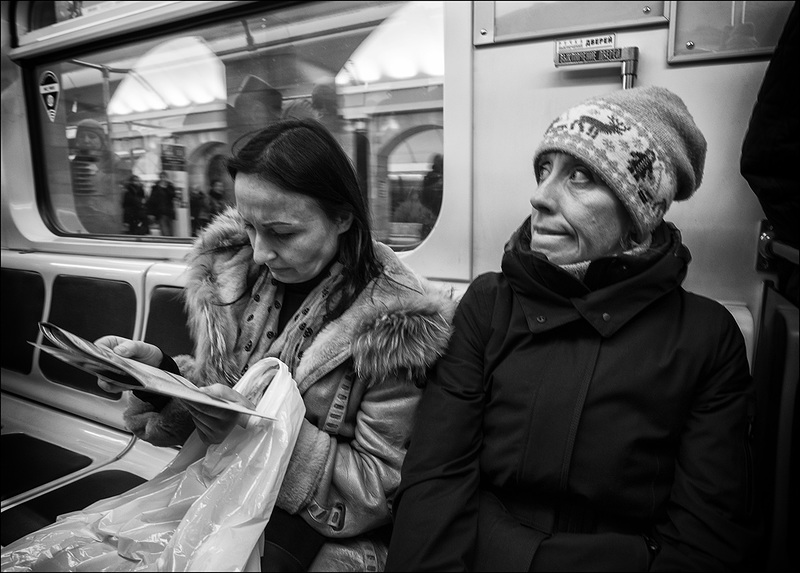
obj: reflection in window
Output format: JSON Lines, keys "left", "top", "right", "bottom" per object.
{"left": 29, "top": 1, "right": 134, "bottom": 29}
{"left": 33, "top": 1, "right": 444, "bottom": 250}
{"left": 386, "top": 128, "right": 443, "bottom": 251}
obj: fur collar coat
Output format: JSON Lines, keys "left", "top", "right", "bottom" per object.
{"left": 124, "top": 208, "right": 456, "bottom": 570}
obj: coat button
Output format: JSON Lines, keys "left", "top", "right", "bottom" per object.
{"left": 536, "top": 315, "right": 546, "bottom": 323}
{"left": 253, "top": 294, "right": 260, "bottom": 302}
{"left": 245, "top": 340, "right": 253, "bottom": 351}
{"left": 247, "top": 314, "right": 254, "bottom": 322}
{"left": 602, "top": 313, "right": 611, "bottom": 322}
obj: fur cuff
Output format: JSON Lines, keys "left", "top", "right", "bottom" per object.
{"left": 276, "top": 419, "right": 332, "bottom": 513}
{"left": 351, "top": 293, "right": 455, "bottom": 387}
{"left": 123, "top": 393, "right": 195, "bottom": 447}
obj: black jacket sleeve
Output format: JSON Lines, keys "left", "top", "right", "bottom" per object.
{"left": 651, "top": 304, "right": 757, "bottom": 570}
{"left": 387, "top": 276, "right": 495, "bottom": 571}
{"left": 740, "top": 3, "right": 799, "bottom": 249}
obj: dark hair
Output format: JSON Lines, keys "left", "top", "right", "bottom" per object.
{"left": 226, "top": 118, "right": 382, "bottom": 321}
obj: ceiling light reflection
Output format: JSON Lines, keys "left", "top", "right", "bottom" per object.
{"left": 336, "top": 1, "right": 443, "bottom": 87}
{"left": 108, "top": 36, "right": 226, "bottom": 117}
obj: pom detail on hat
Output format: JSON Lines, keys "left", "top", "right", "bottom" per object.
{"left": 533, "top": 86, "right": 707, "bottom": 239}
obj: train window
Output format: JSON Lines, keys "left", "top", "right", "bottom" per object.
{"left": 27, "top": 0, "right": 444, "bottom": 251}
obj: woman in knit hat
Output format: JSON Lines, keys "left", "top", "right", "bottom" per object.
{"left": 387, "top": 86, "right": 757, "bottom": 571}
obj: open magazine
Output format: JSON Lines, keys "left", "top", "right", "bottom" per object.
{"left": 33, "top": 322, "right": 274, "bottom": 420}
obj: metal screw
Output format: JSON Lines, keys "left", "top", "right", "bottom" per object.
{"left": 642, "top": 6, "right": 651, "bottom": 14}
{"left": 480, "top": 28, "right": 488, "bottom": 36}
{"left": 686, "top": 41, "right": 695, "bottom": 49}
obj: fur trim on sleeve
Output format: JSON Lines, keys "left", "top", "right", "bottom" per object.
{"left": 294, "top": 245, "right": 458, "bottom": 389}
{"left": 122, "top": 354, "right": 197, "bottom": 447}
{"left": 275, "top": 420, "right": 333, "bottom": 513}
{"left": 351, "top": 287, "right": 456, "bottom": 386}
{"left": 123, "top": 393, "right": 194, "bottom": 447}
{"left": 181, "top": 207, "right": 261, "bottom": 388}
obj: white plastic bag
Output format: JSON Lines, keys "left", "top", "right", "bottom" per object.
{"left": 1, "top": 357, "right": 305, "bottom": 572}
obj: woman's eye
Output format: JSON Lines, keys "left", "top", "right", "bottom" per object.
{"left": 270, "top": 230, "right": 294, "bottom": 239}
{"left": 537, "top": 162, "right": 552, "bottom": 180}
{"left": 570, "top": 168, "right": 592, "bottom": 183}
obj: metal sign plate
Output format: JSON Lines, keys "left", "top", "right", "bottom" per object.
{"left": 39, "top": 71, "right": 60, "bottom": 122}
{"left": 554, "top": 33, "right": 620, "bottom": 66}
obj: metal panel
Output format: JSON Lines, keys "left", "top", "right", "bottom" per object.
{"left": 474, "top": 1, "right": 667, "bottom": 46}
{"left": 667, "top": 0, "right": 794, "bottom": 64}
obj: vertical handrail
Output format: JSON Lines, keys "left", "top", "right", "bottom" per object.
{"left": 620, "top": 47, "right": 638, "bottom": 89}
{"left": 758, "top": 220, "right": 800, "bottom": 269}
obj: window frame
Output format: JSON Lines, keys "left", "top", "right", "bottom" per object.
{"left": 3, "top": 0, "right": 473, "bottom": 282}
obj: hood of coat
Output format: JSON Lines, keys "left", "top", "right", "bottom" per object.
{"left": 502, "top": 218, "right": 691, "bottom": 337}
{"left": 182, "top": 207, "right": 456, "bottom": 388}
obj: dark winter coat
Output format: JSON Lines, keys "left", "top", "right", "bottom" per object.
{"left": 147, "top": 180, "right": 176, "bottom": 218}
{"left": 740, "top": 2, "right": 798, "bottom": 250}
{"left": 123, "top": 181, "right": 148, "bottom": 235}
{"left": 388, "top": 221, "right": 757, "bottom": 571}
{"left": 740, "top": 2, "right": 798, "bottom": 305}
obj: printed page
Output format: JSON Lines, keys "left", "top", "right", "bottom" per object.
{"left": 35, "top": 322, "right": 273, "bottom": 419}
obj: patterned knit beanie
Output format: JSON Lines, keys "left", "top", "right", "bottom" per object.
{"left": 533, "top": 86, "right": 707, "bottom": 240}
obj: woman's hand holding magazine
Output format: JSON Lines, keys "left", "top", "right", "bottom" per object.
{"left": 94, "top": 335, "right": 164, "bottom": 393}
{"left": 95, "top": 335, "right": 254, "bottom": 441}
{"left": 33, "top": 322, "right": 272, "bottom": 420}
